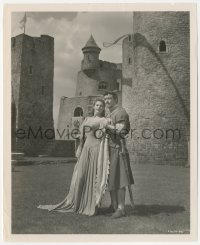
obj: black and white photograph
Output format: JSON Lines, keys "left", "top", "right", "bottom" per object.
{"left": 3, "top": 3, "right": 197, "bottom": 242}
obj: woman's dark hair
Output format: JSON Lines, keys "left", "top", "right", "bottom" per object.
{"left": 92, "top": 98, "right": 105, "bottom": 117}
{"left": 104, "top": 91, "right": 118, "bottom": 103}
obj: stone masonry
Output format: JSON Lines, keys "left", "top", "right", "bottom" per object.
{"left": 56, "top": 35, "right": 122, "bottom": 141}
{"left": 122, "top": 12, "right": 190, "bottom": 165}
{"left": 58, "top": 12, "right": 190, "bottom": 165}
{"left": 11, "top": 34, "right": 54, "bottom": 156}
{"left": 12, "top": 12, "right": 190, "bottom": 164}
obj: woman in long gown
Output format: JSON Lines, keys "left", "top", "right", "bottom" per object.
{"left": 38, "top": 99, "right": 110, "bottom": 216}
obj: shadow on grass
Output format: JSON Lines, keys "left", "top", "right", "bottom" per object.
{"left": 98, "top": 204, "right": 185, "bottom": 217}
{"left": 127, "top": 204, "right": 185, "bottom": 217}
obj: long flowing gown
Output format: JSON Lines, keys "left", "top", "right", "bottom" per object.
{"left": 37, "top": 117, "right": 110, "bottom": 216}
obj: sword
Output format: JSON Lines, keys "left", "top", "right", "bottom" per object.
{"left": 128, "top": 185, "right": 135, "bottom": 208}
{"left": 120, "top": 139, "right": 135, "bottom": 208}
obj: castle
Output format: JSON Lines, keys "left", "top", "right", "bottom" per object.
{"left": 11, "top": 12, "right": 190, "bottom": 165}
{"left": 56, "top": 35, "right": 122, "bottom": 140}
{"left": 57, "top": 11, "right": 190, "bottom": 165}
{"left": 11, "top": 33, "right": 77, "bottom": 157}
{"left": 122, "top": 12, "right": 190, "bottom": 165}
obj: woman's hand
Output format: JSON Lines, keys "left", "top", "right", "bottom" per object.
{"left": 105, "top": 118, "right": 112, "bottom": 127}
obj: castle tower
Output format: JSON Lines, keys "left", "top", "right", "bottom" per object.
{"left": 75, "top": 35, "right": 122, "bottom": 97}
{"left": 57, "top": 35, "right": 122, "bottom": 144}
{"left": 81, "top": 35, "right": 101, "bottom": 70}
{"left": 11, "top": 33, "right": 54, "bottom": 156}
{"left": 122, "top": 12, "right": 190, "bottom": 165}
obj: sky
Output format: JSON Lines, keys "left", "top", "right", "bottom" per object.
{"left": 11, "top": 12, "right": 133, "bottom": 127}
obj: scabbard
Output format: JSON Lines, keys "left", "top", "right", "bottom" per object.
{"left": 128, "top": 185, "right": 135, "bottom": 208}
{"left": 120, "top": 139, "right": 135, "bottom": 208}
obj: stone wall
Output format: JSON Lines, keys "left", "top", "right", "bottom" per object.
{"left": 82, "top": 51, "right": 100, "bottom": 70}
{"left": 56, "top": 95, "right": 103, "bottom": 140}
{"left": 122, "top": 12, "right": 190, "bottom": 165}
{"left": 11, "top": 34, "right": 54, "bottom": 156}
{"left": 76, "top": 60, "right": 122, "bottom": 96}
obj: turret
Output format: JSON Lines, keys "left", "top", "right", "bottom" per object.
{"left": 81, "top": 35, "right": 101, "bottom": 70}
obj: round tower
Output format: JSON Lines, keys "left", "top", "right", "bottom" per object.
{"left": 81, "top": 35, "right": 101, "bottom": 70}
{"left": 122, "top": 12, "right": 190, "bottom": 165}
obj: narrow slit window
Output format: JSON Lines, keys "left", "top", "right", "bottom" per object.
{"left": 29, "top": 65, "right": 33, "bottom": 75}
{"left": 116, "top": 82, "right": 119, "bottom": 90}
{"left": 42, "top": 86, "right": 45, "bottom": 96}
{"left": 116, "top": 80, "right": 121, "bottom": 91}
{"left": 12, "top": 38, "right": 16, "bottom": 48}
{"left": 87, "top": 55, "right": 91, "bottom": 62}
{"left": 128, "top": 35, "right": 131, "bottom": 42}
{"left": 128, "top": 57, "right": 132, "bottom": 64}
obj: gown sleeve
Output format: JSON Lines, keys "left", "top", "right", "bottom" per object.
{"left": 76, "top": 118, "right": 88, "bottom": 158}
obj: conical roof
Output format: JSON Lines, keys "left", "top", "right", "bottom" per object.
{"left": 82, "top": 35, "right": 101, "bottom": 51}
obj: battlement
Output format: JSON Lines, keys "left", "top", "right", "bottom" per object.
{"left": 99, "top": 60, "right": 122, "bottom": 70}
{"left": 40, "top": 34, "right": 54, "bottom": 39}
{"left": 11, "top": 33, "right": 54, "bottom": 40}
{"left": 11, "top": 33, "right": 54, "bottom": 50}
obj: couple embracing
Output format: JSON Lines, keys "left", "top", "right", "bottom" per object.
{"left": 38, "top": 92, "right": 134, "bottom": 219}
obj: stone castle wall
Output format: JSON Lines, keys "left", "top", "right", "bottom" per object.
{"left": 82, "top": 51, "right": 100, "bottom": 70}
{"left": 122, "top": 12, "right": 190, "bottom": 165}
{"left": 75, "top": 60, "right": 122, "bottom": 96}
{"left": 56, "top": 95, "right": 103, "bottom": 140}
{"left": 11, "top": 34, "right": 54, "bottom": 156}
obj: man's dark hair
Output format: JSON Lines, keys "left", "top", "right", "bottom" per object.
{"left": 104, "top": 91, "right": 118, "bottom": 103}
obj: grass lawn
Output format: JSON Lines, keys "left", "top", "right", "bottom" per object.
{"left": 12, "top": 162, "right": 190, "bottom": 234}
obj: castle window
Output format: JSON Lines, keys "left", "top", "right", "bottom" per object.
{"left": 128, "top": 35, "right": 132, "bottom": 42}
{"left": 29, "top": 65, "right": 33, "bottom": 75}
{"left": 128, "top": 57, "right": 132, "bottom": 65}
{"left": 116, "top": 83, "right": 119, "bottom": 91}
{"left": 79, "top": 92, "right": 82, "bottom": 96}
{"left": 116, "top": 79, "right": 121, "bottom": 91}
{"left": 42, "top": 86, "right": 45, "bottom": 96}
{"left": 87, "top": 55, "right": 91, "bottom": 62}
{"left": 98, "top": 81, "right": 107, "bottom": 90}
{"left": 159, "top": 40, "right": 166, "bottom": 52}
{"left": 74, "top": 107, "right": 83, "bottom": 117}
{"left": 12, "top": 38, "right": 16, "bottom": 48}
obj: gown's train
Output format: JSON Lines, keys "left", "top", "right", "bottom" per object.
{"left": 38, "top": 117, "right": 109, "bottom": 216}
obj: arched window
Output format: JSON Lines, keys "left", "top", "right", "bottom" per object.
{"left": 74, "top": 107, "right": 83, "bottom": 117}
{"left": 159, "top": 40, "right": 166, "bottom": 52}
{"left": 98, "top": 81, "right": 107, "bottom": 90}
